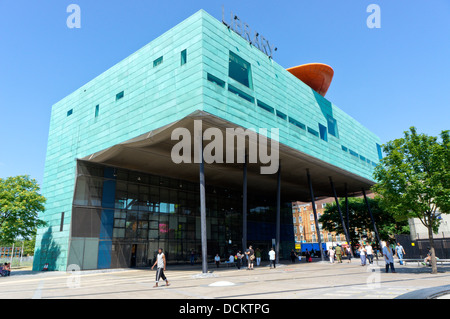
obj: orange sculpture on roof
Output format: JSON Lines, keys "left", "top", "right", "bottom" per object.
{"left": 286, "top": 63, "right": 334, "bottom": 97}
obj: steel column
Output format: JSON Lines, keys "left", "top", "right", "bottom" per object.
{"left": 306, "top": 169, "right": 325, "bottom": 261}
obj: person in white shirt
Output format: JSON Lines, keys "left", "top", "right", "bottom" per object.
{"left": 268, "top": 248, "right": 276, "bottom": 269}
{"left": 382, "top": 241, "right": 396, "bottom": 273}
{"left": 365, "top": 244, "right": 374, "bottom": 264}
{"left": 328, "top": 247, "right": 335, "bottom": 264}
{"left": 214, "top": 254, "right": 221, "bottom": 268}
{"left": 151, "top": 248, "right": 170, "bottom": 287}
{"left": 229, "top": 254, "right": 235, "bottom": 263}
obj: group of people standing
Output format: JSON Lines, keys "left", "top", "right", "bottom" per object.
{"left": 327, "top": 245, "right": 352, "bottom": 263}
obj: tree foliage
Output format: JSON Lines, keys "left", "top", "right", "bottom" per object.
{"left": 319, "top": 197, "right": 409, "bottom": 248}
{"left": 372, "top": 127, "right": 450, "bottom": 274}
{"left": 0, "top": 175, "right": 46, "bottom": 245}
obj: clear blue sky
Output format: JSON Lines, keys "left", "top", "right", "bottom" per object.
{"left": 0, "top": 0, "right": 449, "bottom": 185}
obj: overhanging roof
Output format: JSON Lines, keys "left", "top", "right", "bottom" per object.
{"left": 81, "top": 111, "right": 375, "bottom": 201}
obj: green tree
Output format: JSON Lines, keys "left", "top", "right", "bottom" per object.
{"left": 319, "top": 197, "right": 409, "bottom": 249}
{"left": 373, "top": 127, "right": 450, "bottom": 274}
{"left": 0, "top": 175, "right": 46, "bottom": 245}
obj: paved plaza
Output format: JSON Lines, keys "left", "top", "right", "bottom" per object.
{"left": 1, "top": 259, "right": 449, "bottom": 299}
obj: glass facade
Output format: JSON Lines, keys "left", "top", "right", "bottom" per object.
{"left": 69, "top": 161, "right": 294, "bottom": 269}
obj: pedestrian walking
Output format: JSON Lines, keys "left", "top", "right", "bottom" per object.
{"left": 328, "top": 246, "right": 335, "bottom": 263}
{"left": 190, "top": 249, "right": 195, "bottom": 265}
{"left": 395, "top": 242, "right": 406, "bottom": 265}
{"left": 382, "top": 241, "right": 396, "bottom": 273}
{"left": 365, "top": 243, "right": 374, "bottom": 264}
{"left": 359, "top": 245, "right": 367, "bottom": 266}
{"left": 305, "top": 249, "right": 311, "bottom": 262}
{"left": 346, "top": 246, "right": 352, "bottom": 263}
{"left": 245, "top": 245, "right": 255, "bottom": 270}
{"left": 236, "top": 251, "right": 243, "bottom": 269}
{"left": 269, "top": 248, "right": 276, "bottom": 269}
{"left": 256, "top": 248, "right": 262, "bottom": 267}
{"left": 151, "top": 248, "right": 170, "bottom": 288}
{"left": 290, "top": 249, "right": 297, "bottom": 263}
{"left": 335, "top": 245, "right": 343, "bottom": 263}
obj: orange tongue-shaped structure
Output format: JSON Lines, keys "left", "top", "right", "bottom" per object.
{"left": 286, "top": 63, "right": 334, "bottom": 97}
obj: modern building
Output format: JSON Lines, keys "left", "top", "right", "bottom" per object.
{"left": 33, "top": 10, "right": 382, "bottom": 271}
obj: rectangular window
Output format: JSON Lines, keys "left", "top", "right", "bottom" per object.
{"left": 207, "top": 73, "right": 225, "bottom": 88}
{"left": 95, "top": 105, "right": 99, "bottom": 118}
{"left": 257, "top": 100, "right": 274, "bottom": 113}
{"left": 319, "top": 123, "right": 328, "bottom": 141}
{"left": 181, "top": 49, "right": 187, "bottom": 65}
{"left": 307, "top": 127, "right": 319, "bottom": 137}
{"left": 288, "top": 117, "right": 306, "bottom": 130}
{"left": 228, "top": 51, "right": 252, "bottom": 88}
{"left": 327, "top": 116, "right": 338, "bottom": 137}
{"left": 276, "top": 110, "right": 287, "bottom": 120}
{"left": 376, "top": 143, "right": 383, "bottom": 160}
{"left": 153, "top": 56, "right": 163, "bottom": 67}
{"left": 67, "top": 109, "right": 73, "bottom": 117}
{"left": 341, "top": 145, "right": 348, "bottom": 152}
{"left": 228, "top": 84, "right": 255, "bottom": 103}
{"left": 116, "top": 91, "right": 124, "bottom": 101}
{"left": 60, "top": 212, "right": 65, "bottom": 232}
{"left": 360, "top": 155, "right": 366, "bottom": 162}
{"left": 349, "top": 149, "right": 359, "bottom": 157}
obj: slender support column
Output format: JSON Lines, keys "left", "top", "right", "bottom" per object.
{"left": 198, "top": 131, "right": 208, "bottom": 274}
{"left": 330, "top": 177, "right": 353, "bottom": 258}
{"left": 362, "top": 188, "right": 382, "bottom": 250}
{"left": 306, "top": 170, "right": 325, "bottom": 261}
{"left": 344, "top": 183, "right": 352, "bottom": 255}
{"left": 276, "top": 161, "right": 281, "bottom": 264}
{"left": 242, "top": 153, "right": 248, "bottom": 253}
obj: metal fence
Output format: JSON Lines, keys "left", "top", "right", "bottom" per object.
{"left": 395, "top": 234, "right": 450, "bottom": 259}
{"left": 0, "top": 256, "right": 34, "bottom": 268}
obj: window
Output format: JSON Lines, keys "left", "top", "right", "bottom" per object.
{"left": 228, "top": 51, "right": 252, "bottom": 88}
{"left": 299, "top": 225, "right": 303, "bottom": 232}
{"left": 376, "top": 143, "right": 383, "bottom": 160}
{"left": 116, "top": 91, "right": 124, "bottom": 101}
{"left": 349, "top": 149, "right": 358, "bottom": 157}
{"left": 60, "top": 212, "right": 65, "bottom": 232}
{"left": 299, "top": 216, "right": 302, "bottom": 223}
{"left": 257, "top": 100, "right": 274, "bottom": 113}
{"left": 293, "top": 217, "right": 297, "bottom": 224}
{"left": 95, "top": 105, "right": 99, "bottom": 118}
{"left": 207, "top": 73, "right": 225, "bottom": 88}
{"left": 228, "top": 84, "right": 254, "bottom": 103}
{"left": 276, "top": 110, "right": 287, "bottom": 120}
{"left": 341, "top": 145, "right": 348, "bottom": 152}
{"left": 67, "top": 109, "right": 73, "bottom": 116}
{"left": 319, "top": 123, "right": 328, "bottom": 141}
{"left": 307, "top": 127, "right": 319, "bottom": 137}
{"left": 181, "top": 49, "right": 187, "bottom": 65}
{"left": 153, "top": 56, "right": 163, "bottom": 67}
{"left": 310, "top": 213, "right": 314, "bottom": 221}
{"left": 311, "top": 224, "right": 315, "bottom": 232}
{"left": 360, "top": 155, "right": 366, "bottom": 162}
{"left": 327, "top": 116, "right": 338, "bottom": 137}
{"left": 288, "top": 117, "right": 306, "bottom": 130}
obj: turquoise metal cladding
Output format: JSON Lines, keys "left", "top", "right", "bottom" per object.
{"left": 34, "top": 10, "right": 381, "bottom": 271}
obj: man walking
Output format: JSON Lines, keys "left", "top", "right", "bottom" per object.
{"left": 382, "top": 241, "right": 396, "bottom": 273}
{"left": 151, "top": 248, "right": 170, "bottom": 287}
{"left": 269, "top": 248, "right": 276, "bottom": 269}
{"left": 236, "top": 250, "right": 243, "bottom": 269}
{"left": 335, "top": 245, "right": 343, "bottom": 263}
{"left": 395, "top": 242, "right": 406, "bottom": 265}
{"left": 365, "top": 243, "right": 374, "bottom": 265}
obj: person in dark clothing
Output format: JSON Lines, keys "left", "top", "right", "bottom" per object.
{"left": 290, "top": 250, "right": 297, "bottom": 263}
